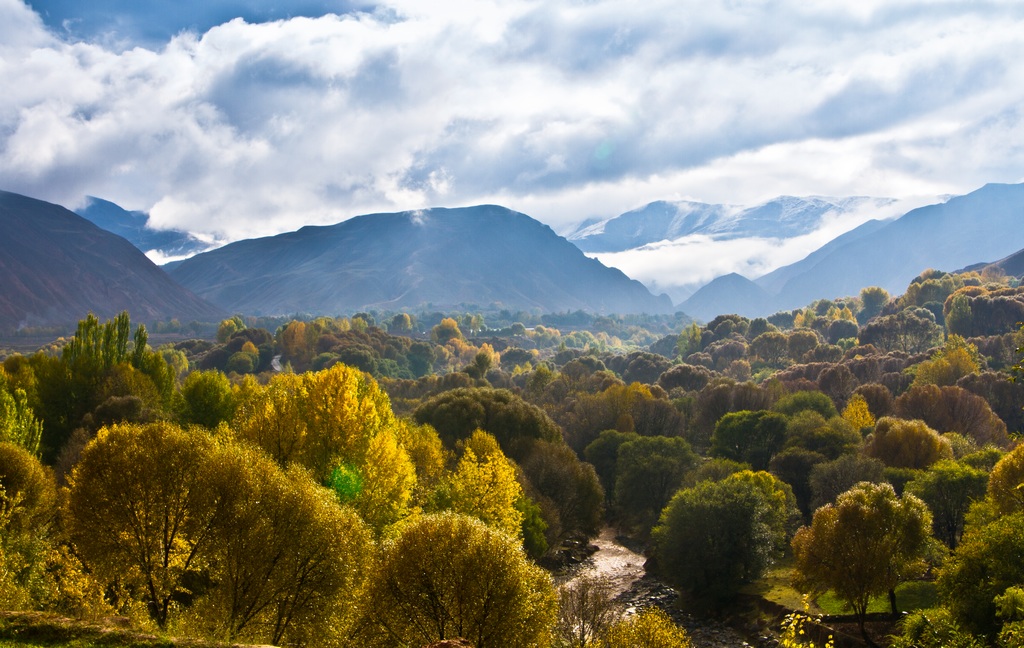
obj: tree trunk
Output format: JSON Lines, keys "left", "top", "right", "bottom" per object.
{"left": 889, "top": 587, "right": 898, "bottom": 616}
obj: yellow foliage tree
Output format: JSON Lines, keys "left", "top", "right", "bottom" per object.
{"left": 352, "top": 431, "right": 416, "bottom": 536}
{"left": 912, "top": 335, "right": 981, "bottom": 387}
{"left": 841, "top": 393, "right": 875, "bottom": 431}
{"left": 360, "top": 512, "right": 557, "bottom": 648}
{"left": 601, "top": 608, "right": 691, "bottom": 647}
{"left": 63, "top": 423, "right": 218, "bottom": 628}
{"left": 447, "top": 430, "right": 524, "bottom": 537}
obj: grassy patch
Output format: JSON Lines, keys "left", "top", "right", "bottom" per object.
{"left": 814, "top": 580, "right": 937, "bottom": 615}
{"left": 741, "top": 559, "right": 823, "bottom": 613}
{"left": 0, "top": 613, "right": 219, "bottom": 648}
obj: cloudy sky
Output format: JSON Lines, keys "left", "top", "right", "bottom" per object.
{"left": 4, "top": 0, "right": 1024, "bottom": 256}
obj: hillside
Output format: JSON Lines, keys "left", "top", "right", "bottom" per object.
{"left": 0, "top": 191, "right": 223, "bottom": 331}
{"left": 169, "top": 204, "right": 673, "bottom": 316}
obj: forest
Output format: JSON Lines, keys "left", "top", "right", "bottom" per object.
{"left": 3, "top": 266, "right": 1024, "bottom": 647}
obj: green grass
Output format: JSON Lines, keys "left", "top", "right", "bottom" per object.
{"left": 741, "top": 559, "right": 823, "bottom": 613}
{"left": 814, "top": 580, "right": 937, "bottom": 616}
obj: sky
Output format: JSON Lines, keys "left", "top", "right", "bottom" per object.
{"left": 4, "top": 1, "right": 1024, "bottom": 272}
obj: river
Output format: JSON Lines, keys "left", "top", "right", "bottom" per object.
{"left": 560, "top": 527, "right": 771, "bottom": 648}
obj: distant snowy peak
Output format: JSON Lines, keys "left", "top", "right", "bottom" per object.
{"left": 569, "top": 195, "right": 899, "bottom": 253}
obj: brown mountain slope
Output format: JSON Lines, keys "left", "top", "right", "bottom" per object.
{"left": 0, "top": 191, "right": 223, "bottom": 332}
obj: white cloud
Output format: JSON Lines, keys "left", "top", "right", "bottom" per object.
{"left": 1, "top": 0, "right": 1023, "bottom": 244}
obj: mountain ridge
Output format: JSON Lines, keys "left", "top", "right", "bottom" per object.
{"left": 0, "top": 191, "right": 224, "bottom": 332}
{"left": 169, "top": 205, "right": 674, "bottom": 316}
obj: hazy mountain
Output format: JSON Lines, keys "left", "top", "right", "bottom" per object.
{"left": 754, "top": 219, "right": 890, "bottom": 295}
{"left": 0, "top": 191, "right": 224, "bottom": 332}
{"left": 569, "top": 195, "right": 896, "bottom": 253}
{"left": 75, "top": 196, "right": 216, "bottom": 262}
{"left": 682, "top": 183, "right": 1024, "bottom": 320}
{"left": 169, "top": 205, "right": 674, "bottom": 316}
{"left": 959, "top": 247, "right": 1024, "bottom": 279}
{"left": 680, "top": 273, "right": 771, "bottom": 322}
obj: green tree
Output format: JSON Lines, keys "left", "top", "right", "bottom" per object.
{"left": 614, "top": 435, "right": 697, "bottom": 532}
{"left": 905, "top": 460, "right": 988, "bottom": 549}
{"left": 585, "top": 429, "right": 640, "bottom": 501}
{"left": 360, "top": 512, "right": 557, "bottom": 648}
{"left": 937, "top": 511, "right": 1024, "bottom": 638}
{"left": 414, "top": 387, "right": 562, "bottom": 457}
{"left": 519, "top": 439, "right": 605, "bottom": 539}
{"left": 859, "top": 286, "right": 890, "bottom": 323}
{"left": 773, "top": 391, "right": 838, "bottom": 419}
{"left": 654, "top": 471, "right": 797, "bottom": 605}
{"left": 783, "top": 411, "right": 861, "bottom": 460}
{"left": 176, "top": 369, "right": 235, "bottom": 429}
{"left": 710, "top": 410, "right": 788, "bottom": 471}
{"left": 0, "top": 376, "right": 43, "bottom": 454}
{"left": 792, "top": 482, "right": 932, "bottom": 640}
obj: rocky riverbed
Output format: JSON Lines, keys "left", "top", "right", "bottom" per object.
{"left": 556, "top": 527, "right": 782, "bottom": 648}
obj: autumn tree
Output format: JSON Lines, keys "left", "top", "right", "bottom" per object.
{"left": 0, "top": 441, "right": 57, "bottom": 608}
{"left": 894, "top": 384, "right": 1009, "bottom": 448}
{"left": 64, "top": 422, "right": 218, "bottom": 628}
{"left": 864, "top": 417, "right": 953, "bottom": 469}
{"left": 360, "top": 512, "right": 557, "bottom": 648}
{"left": 987, "top": 443, "right": 1024, "bottom": 515}
{"left": 443, "top": 430, "right": 524, "bottom": 537}
{"left": 842, "top": 393, "right": 875, "bottom": 431}
{"left": 912, "top": 335, "right": 982, "bottom": 387}
{"left": 792, "top": 482, "right": 932, "bottom": 640}
{"left": 555, "top": 574, "right": 621, "bottom": 648}
{"left": 601, "top": 608, "right": 692, "bottom": 647}
{"left": 195, "top": 444, "right": 372, "bottom": 646}
{"left": 809, "top": 454, "right": 886, "bottom": 510}
{"left": 859, "top": 286, "right": 890, "bottom": 323}
{"left": 750, "top": 331, "right": 790, "bottom": 367}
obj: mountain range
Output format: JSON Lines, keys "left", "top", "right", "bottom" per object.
{"left": 568, "top": 195, "right": 898, "bottom": 253}
{"left": 679, "top": 183, "right": 1024, "bottom": 320}
{"left": 75, "top": 197, "right": 216, "bottom": 262}
{"left": 167, "top": 205, "right": 674, "bottom": 316}
{"left": 0, "top": 191, "right": 223, "bottom": 332}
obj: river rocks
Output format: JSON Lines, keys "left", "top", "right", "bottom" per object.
{"left": 615, "top": 577, "right": 780, "bottom": 648}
